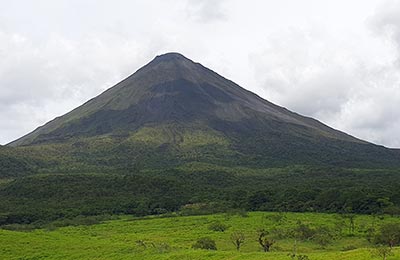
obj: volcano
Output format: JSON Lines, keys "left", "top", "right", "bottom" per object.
{"left": 9, "top": 53, "right": 400, "bottom": 168}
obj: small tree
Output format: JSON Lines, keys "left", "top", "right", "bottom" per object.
{"left": 341, "top": 213, "right": 356, "bottom": 235}
{"left": 294, "top": 221, "right": 315, "bottom": 241}
{"left": 374, "top": 223, "right": 400, "bottom": 249}
{"left": 313, "top": 231, "right": 332, "bottom": 248}
{"left": 192, "top": 237, "right": 217, "bottom": 250}
{"left": 312, "top": 226, "right": 335, "bottom": 248}
{"left": 268, "top": 212, "right": 287, "bottom": 225}
{"left": 208, "top": 221, "right": 229, "bottom": 232}
{"left": 257, "top": 229, "right": 275, "bottom": 252}
{"left": 288, "top": 240, "right": 309, "bottom": 260}
{"left": 230, "top": 231, "right": 245, "bottom": 251}
{"left": 371, "top": 245, "right": 393, "bottom": 260}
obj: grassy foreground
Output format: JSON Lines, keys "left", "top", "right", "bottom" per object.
{"left": 0, "top": 212, "right": 399, "bottom": 260}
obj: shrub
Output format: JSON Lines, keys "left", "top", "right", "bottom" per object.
{"left": 312, "top": 228, "right": 334, "bottom": 247}
{"left": 271, "top": 227, "right": 289, "bottom": 239}
{"left": 370, "top": 245, "right": 393, "bottom": 260}
{"left": 135, "top": 240, "right": 171, "bottom": 253}
{"left": 192, "top": 237, "right": 217, "bottom": 250}
{"left": 208, "top": 221, "right": 229, "bottom": 232}
{"left": 342, "top": 245, "right": 357, "bottom": 251}
{"left": 373, "top": 223, "right": 400, "bottom": 248}
{"left": 267, "top": 212, "right": 287, "bottom": 224}
{"left": 294, "top": 222, "right": 315, "bottom": 241}
{"left": 294, "top": 222, "right": 335, "bottom": 247}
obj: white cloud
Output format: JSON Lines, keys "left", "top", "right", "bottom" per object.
{"left": 248, "top": 1, "right": 400, "bottom": 148}
{"left": 370, "top": 0, "right": 400, "bottom": 55}
{"left": 185, "top": 0, "right": 228, "bottom": 23}
{"left": 0, "top": 30, "right": 162, "bottom": 144}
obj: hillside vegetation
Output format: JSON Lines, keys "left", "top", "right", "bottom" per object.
{"left": 1, "top": 212, "right": 399, "bottom": 260}
{"left": 1, "top": 165, "right": 400, "bottom": 225}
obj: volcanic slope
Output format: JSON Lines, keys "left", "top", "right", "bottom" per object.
{"left": 8, "top": 53, "right": 400, "bottom": 169}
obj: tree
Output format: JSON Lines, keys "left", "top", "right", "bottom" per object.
{"left": 230, "top": 231, "right": 245, "bottom": 251}
{"left": 374, "top": 223, "right": 400, "bottom": 249}
{"left": 313, "top": 230, "right": 333, "bottom": 248}
{"left": 192, "top": 237, "right": 217, "bottom": 250}
{"left": 312, "top": 226, "right": 335, "bottom": 248}
{"left": 341, "top": 213, "right": 356, "bottom": 235}
{"left": 257, "top": 229, "right": 275, "bottom": 252}
{"left": 371, "top": 245, "right": 393, "bottom": 260}
{"left": 208, "top": 221, "right": 228, "bottom": 232}
{"left": 268, "top": 212, "right": 287, "bottom": 225}
{"left": 288, "top": 240, "right": 309, "bottom": 260}
{"left": 294, "top": 221, "right": 315, "bottom": 241}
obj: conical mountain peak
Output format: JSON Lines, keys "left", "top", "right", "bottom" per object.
{"left": 144, "top": 52, "right": 197, "bottom": 71}
{"left": 130, "top": 52, "right": 206, "bottom": 87}
{"left": 152, "top": 52, "right": 190, "bottom": 63}
{"left": 10, "top": 53, "right": 375, "bottom": 160}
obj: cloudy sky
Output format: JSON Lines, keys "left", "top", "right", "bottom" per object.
{"left": 1, "top": 0, "right": 399, "bottom": 148}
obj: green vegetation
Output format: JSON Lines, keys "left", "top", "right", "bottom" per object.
{"left": 1, "top": 212, "right": 399, "bottom": 259}
{"left": 1, "top": 53, "right": 400, "bottom": 259}
{"left": 1, "top": 165, "right": 400, "bottom": 226}
{"left": 0, "top": 146, "right": 41, "bottom": 177}
{"left": 192, "top": 237, "right": 218, "bottom": 250}
{"left": 208, "top": 221, "right": 229, "bottom": 232}
{"left": 0, "top": 53, "right": 399, "bottom": 260}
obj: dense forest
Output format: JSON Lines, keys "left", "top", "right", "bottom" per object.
{"left": 1, "top": 164, "right": 399, "bottom": 226}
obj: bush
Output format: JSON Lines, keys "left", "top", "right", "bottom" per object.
{"left": 192, "top": 237, "right": 217, "bottom": 250}
{"left": 135, "top": 240, "right": 171, "bottom": 253}
{"left": 312, "top": 227, "right": 334, "bottom": 247}
{"left": 370, "top": 245, "right": 393, "bottom": 260}
{"left": 342, "top": 245, "right": 357, "bottom": 251}
{"left": 294, "top": 222, "right": 315, "bottom": 241}
{"left": 294, "top": 222, "right": 335, "bottom": 247}
{"left": 374, "top": 223, "right": 400, "bottom": 248}
{"left": 208, "top": 221, "right": 229, "bottom": 232}
{"left": 270, "top": 227, "right": 289, "bottom": 239}
{"left": 267, "top": 212, "right": 287, "bottom": 224}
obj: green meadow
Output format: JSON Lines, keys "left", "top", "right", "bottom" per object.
{"left": 1, "top": 212, "right": 398, "bottom": 260}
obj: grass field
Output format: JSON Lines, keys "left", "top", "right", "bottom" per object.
{"left": 0, "top": 212, "right": 399, "bottom": 260}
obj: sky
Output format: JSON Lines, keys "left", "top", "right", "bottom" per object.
{"left": 0, "top": 0, "right": 399, "bottom": 148}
